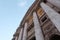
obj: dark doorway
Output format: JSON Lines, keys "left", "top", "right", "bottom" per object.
{"left": 50, "top": 34, "right": 60, "bottom": 40}
{"left": 30, "top": 36, "right": 36, "bottom": 40}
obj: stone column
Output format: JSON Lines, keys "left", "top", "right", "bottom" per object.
{"left": 33, "top": 12, "right": 44, "bottom": 40}
{"left": 15, "top": 36, "right": 18, "bottom": 40}
{"left": 22, "top": 22, "right": 28, "bottom": 40}
{"left": 18, "top": 28, "right": 23, "bottom": 40}
{"left": 40, "top": 2, "right": 60, "bottom": 32}
{"left": 47, "top": 0, "right": 60, "bottom": 9}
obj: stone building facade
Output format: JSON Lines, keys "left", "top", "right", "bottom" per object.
{"left": 12, "top": 0, "right": 60, "bottom": 40}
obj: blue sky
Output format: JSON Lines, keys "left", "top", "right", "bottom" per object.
{"left": 0, "top": 0, "right": 35, "bottom": 40}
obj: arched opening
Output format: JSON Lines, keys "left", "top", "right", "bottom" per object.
{"left": 50, "top": 34, "right": 60, "bottom": 40}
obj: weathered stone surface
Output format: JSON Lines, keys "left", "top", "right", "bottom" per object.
{"left": 47, "top": 0, "right": 60, "bottom": 9}
{"left": 15, "top": 37, "right": 18, "bottom": 40}
{"left": 22, "top": 23, "right": 28, "bottom": 40}
{"left": 18, "top": 28, "right": 23, "bottom": 40}
{"left": 33, "top": 12, "right": 44, "bottom": 40}
{"left": 40, "top": 2, "right": 60, "bottom": 32}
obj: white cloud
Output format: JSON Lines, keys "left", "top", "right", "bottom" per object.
{"left": 18, "top": 1, "right": 27, "bottom": 7}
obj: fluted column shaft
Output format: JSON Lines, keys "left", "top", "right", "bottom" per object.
{"left": 18, "top": 28, "right": 23, "bottom": 40}
{"left": 47, "top": 0, "right": 60, "bottom": 9}
{"left": 40, "top": 2, "right": 60, "bottom": 32}
{"left": 33, "top": 12, "right": 44, "bottom": 40}
{"left": 15, "top": 36, "right": 18, "bottom": 40}
{"left": 22, "top": 23, "right": 28, "bottom": 40}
